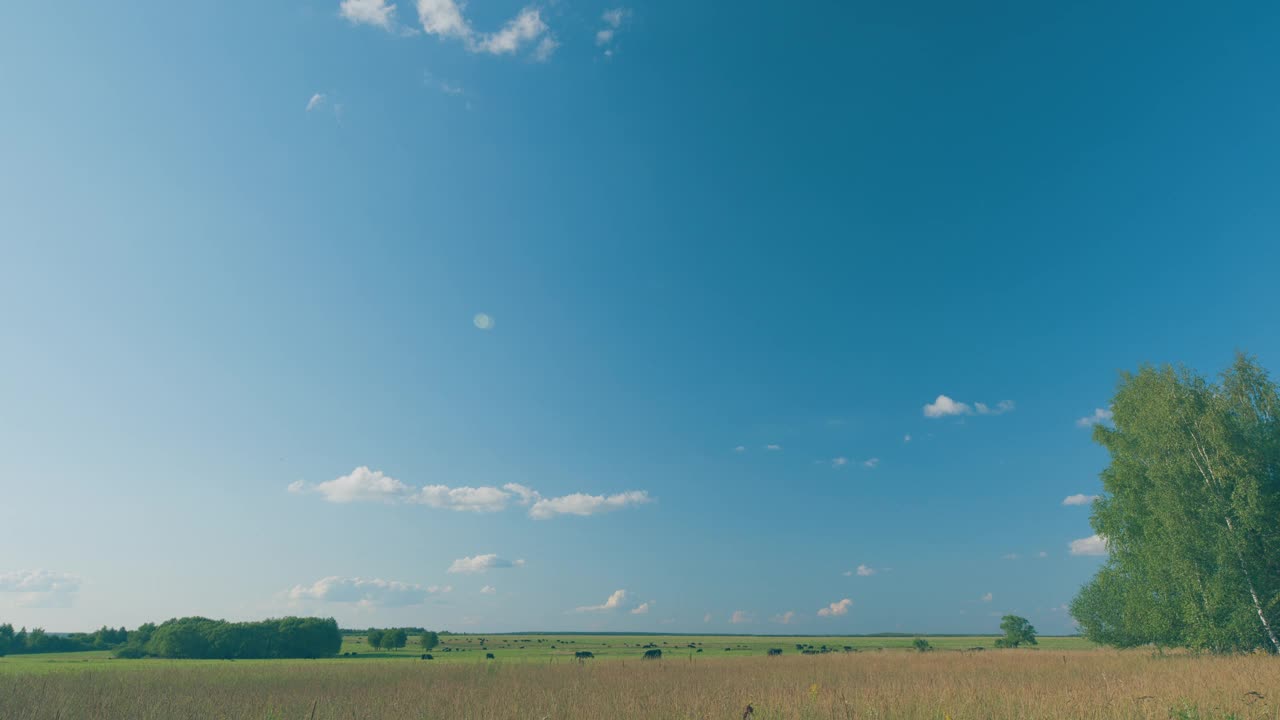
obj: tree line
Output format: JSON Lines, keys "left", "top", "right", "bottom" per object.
{"left": 0, "top": 617, "right": 343, "bottom": 659}
{"left": 1071, "top": 354, "right": 1280, "bottom": 653}
{"left": 365, "top": 628, "right": 439, "bottom": 650}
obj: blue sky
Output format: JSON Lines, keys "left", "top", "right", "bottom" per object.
{"left": 3, "top": 0, "right": 1280, "bottom": 634}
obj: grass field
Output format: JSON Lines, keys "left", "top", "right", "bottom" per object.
{"left": 5, "top": 634, "right": 1278, "bottom": 719}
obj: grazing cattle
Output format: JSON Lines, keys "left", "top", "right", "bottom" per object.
{"left": 767, "top": 648, "right": 783, "bottom": 656}
{"left": 696, "top": 648, "right": 703, "bottom": 653}
{"left": 421, "top": 654, "right": 433, "bottom": 660}
{"left": 486, "top": 653, "right": 495, "bottom": 659}
{"left": 574, "top": 651, "right": 594, "bottom": 659}
{"left": 643, "top": 649, "right": 662, "bottom": 660}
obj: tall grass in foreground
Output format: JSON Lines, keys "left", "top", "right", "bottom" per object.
{"left": 3, "top": 649, "right": 1279, "bottom": 719}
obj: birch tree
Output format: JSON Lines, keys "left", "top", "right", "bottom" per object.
{"left": 1071, "top": 355, "right": 1280, "bottom": 652}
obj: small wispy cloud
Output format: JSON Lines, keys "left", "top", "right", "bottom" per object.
{"left": 480, "top": 585, "right": 496, "bottom": 594}
{"left": 903, "top": 434, "right": 911, "bottom": 443}
{"left": 863, "top": 457, "right": 880, "bottom": 469}
{"left": 1070, "top": 534, "right": 1108, "bottom": 556}
{"left": 1002, "top": 553, "right": 1021, "bottom": 561}
{"left": 289, "top": 468, "right": 649, "bottom": 520}
{"left": 772, "top": 610, "right": 796, "bottom": 624}
{"left": 730, "top": 610, "right": 752, "bottom": 624}
{"left": 630, "top": 601, "right": 652, "bottom": 615}
{"left": 855, "top": 564, "right": 876, "bottom": 576}
{"left": 447, "top": 554, "right": 525, "bottom": 574}
{"left": 817, "top": 598, "right": 852, "bottom": 617}
{"left": 1076, "top": 408, "right": 1113, "bottom": 428}
{"left": 288, "top": 576, "right": 448, "bottom": 607}
{"left": 733, "top": 445, "right": 746, "bottom": 453}
{"left": 306, "top": 93, "right": 327, "bottom": 112}
{"left": 981, "top": 592, "right": 993, "bottom": 602}
{"left": 595, "top": 7, "right": 631, "bottom": 51}
{"left": 576, "top": 589, "right": 628, "bottom": 612}
{"left": 1062, "top": 493, "right": 1099, "bottom": 506}
{"left": 0, "top": 570, "right": 81, "bottom": 607}
{"left": 923, "top": 395, "right": 1014, "bottom": 418}
{"left": 412, "top": 0, "right": 555, "bottom": 60}
{"left": 765, "top": 444, "right": 782, "bottom": 451}
{"left": 831, "top": 456, "right": 849, "bottom": 468}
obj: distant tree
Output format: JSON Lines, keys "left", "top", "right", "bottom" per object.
{"left": 385, "top": 628, "right": 408, "bottom": 650}
{"left": 1071, "top": 355, "right": 1280, "bottom": 653}
{"left": 367, "top": 629, "right": 385, "bottom": 649}
{"left": 996, "top": 615, "right": 1037, "bottom": 648}
{"left": 0, "top": 624, "right": 13, "bottom": 656}
{"left": 420, "top": 631, "right": 440, "bottom": 651}
{"left": 912, "top": 638, "right": 931, "bottom": 652}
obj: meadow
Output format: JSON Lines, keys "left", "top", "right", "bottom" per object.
{"left": 5, "top": 634, "right": 1280, "bottom": 719}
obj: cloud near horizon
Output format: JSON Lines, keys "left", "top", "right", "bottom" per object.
{"left": 289, "top": 467, "right": 649, "bottom": 519}
{"left": 0, "top": 570, "right": 82, "bottom": 607}
{"left": 576, "top": 589, "right": 628, "bottom": 612}
{"left": 288, "top": 576, "right": 450, "bottom": 607}
{"left": 817, "top": 598, "right": 852, "bottom": 617}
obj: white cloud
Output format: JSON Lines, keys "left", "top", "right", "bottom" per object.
{"left": 340, "top": 0, "right": 397, "bottom": 29}
{"left": 0, "top": 570, "right": 81, "bottom": 606}
{"left": 291, "top": 469, "right": 649, "bottom": 520}
{"left": 1002, "top": 553, "right": 1021, "bottom": 561}
{"left": 981, "top": 592, "right": 993, "bottom": 602}
{"left": 288, "top": 576, "right": 445, "bottom": 607}
{"left": 817, "top": 598, "right": 852, "bottom": 617}
{"left": 448, "top": 554, "right": 526, "bottom": 574}
{"left": 630, "top": 602, "right": 651, "bottom": 615}
{"left": 416, "top": 485, "right": 511, "bottom": 512}
{"left": 1076, "top": 408, "right": 1113, "bottom": 428}
{"left": 528, "top": 490, "right": 650, "bottom": 519}
{"left": 772, "top": 610, "right": 796, "bottom": 624}
{"left": 923, "top": 395, "right": 971, "bottom": 418}
{"left": 473, "top": 312, "right": 494, "bottom": 329}
{"left": 426, "top": 584, "right": 453, "bottom": 594}
{"left": 532, "top": 35, "right": 559, "bottom": 63}
{"left": 923, "top": 395, "right": 1014, "bottom": 418}
{"left": 1062, "top": 493, "right": 1099, "bottom": 506}
{"left": 416, "top": 0, "right": 470, "bottom": 38}
{"left": 410, "top": 0, "right": 552, "bottom": 59}
{"left": 503, "top": 483, "right": 539, "bottom": 505}
{"left": 595, "top": 7, "right": 631, "bottom": 48}
{"left": 856, "top": 564, "right": 876, "bottom": 577}
{"left": 975, "top": 400, "right": 1016, "bottom": 415}
{"left": 765, "top": 444, "right": 782, "bottom": 451}
{"left": 863, "top": 457, "right": 880, "bottom": 469}
{"left": 733, "top": 445, "right": 746, "bottom": 453}
{"left": 576, "top": 589, "right": 627, "bottom": 612}
{"left": 306, "top": 93, "right": 327, "bottom": 112}
{"left": 474, "top": 7, "right": 548, "bottom": 55}
{"left": 1070, "top": 534, "right": 1108, "bottom": 556}
{"left": 730, "top": 610, "right": 752, "bottom": 624}
{"left": 831, "top": 457, "right": 848, "bottom": 468}
{"left": 703, "top": 613, "right": 713, "bottom": 623}
{"left": 1038, "top": 551, "right": 1048, "bottom": 558}
{"left": 480, "top": 585, "right": 496, "bottom": 595}
{"left": 903, "top": 434, "right": 911, "bottom": 443}
{"left": 294, "top": 466, "right": 412, "bottom": 503}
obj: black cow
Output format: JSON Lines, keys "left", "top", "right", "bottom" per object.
{"left": 643, "top": 649, "right": 662, "bottom": 660}
{"left": 421, "top": 654, "right": 433, "bottom": 660}
{"left": 574, "top": 651, "right": 595, "bottom": 659}
{"left": 767, "top": 648, "right": 783, "bottom": 656}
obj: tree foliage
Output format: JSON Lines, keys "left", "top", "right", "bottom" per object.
{"left": 1071, "top": 355, "right": 1280, "bottom": 653}
{"left": 420, "top": 631, "right": 440, "bottom": 650}
{"left": 995, "top": 615, "right": 1037, "bottom": 648}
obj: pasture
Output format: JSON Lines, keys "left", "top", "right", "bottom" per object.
{"left": 5, "top": 634, "right": 1280, "bottom": 719}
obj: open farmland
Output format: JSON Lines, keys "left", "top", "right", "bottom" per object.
{"left": 3, "top": 641, "right": 1279, "bottom": 720}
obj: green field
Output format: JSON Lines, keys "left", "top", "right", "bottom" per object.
{"left": 0, "top": 632, "right": 1094, "bottom": 675}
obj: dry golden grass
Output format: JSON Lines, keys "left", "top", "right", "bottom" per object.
{"left": 3, "top": 649, "right": 1279, "bottom": 719}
